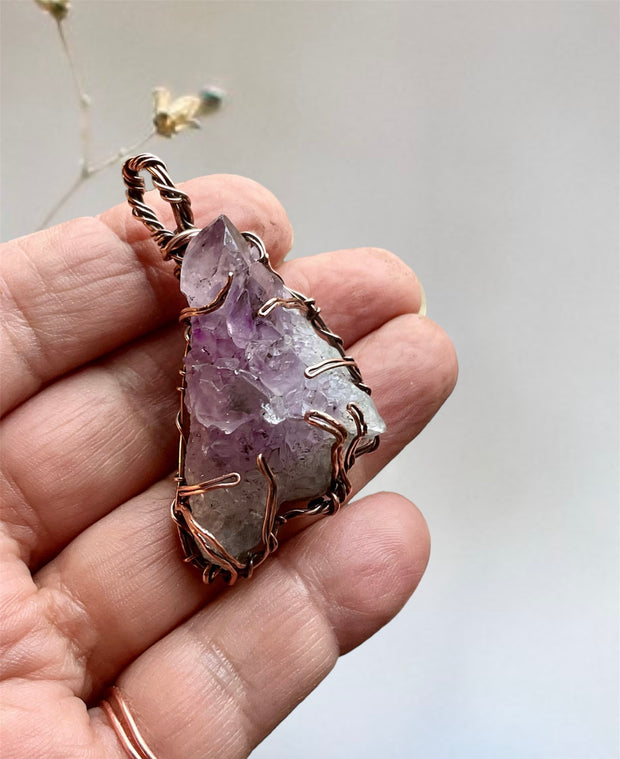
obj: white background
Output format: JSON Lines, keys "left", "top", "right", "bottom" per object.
{"left": 1, "top": 2, "right": 618, "bottom": 757}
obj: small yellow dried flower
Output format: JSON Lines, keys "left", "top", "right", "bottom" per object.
{"left": 35, "top": 0, "right": 70, "bottom": 21}
{"left": 152, "top": 86, "right": 224, "bottom": 138}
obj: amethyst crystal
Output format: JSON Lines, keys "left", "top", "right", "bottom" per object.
{"left": 179, "top": 216, "right": 385, "bottom": 567}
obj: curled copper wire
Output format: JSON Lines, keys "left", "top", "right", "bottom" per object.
{"left": 178, "top": 273, "right": 234, "bottom": 322}
{"left": 173, "top": 501, "right": 246, "bottom": 583}
{"left": 302, "top": 409, "right": 351, "bottom": 514}
{"left": 257, "top": 453, "right": 279, "bottom": 553}
{"left": 304, "top": 356, "right": 358, "bottom": 379}
{"left": 177, "top": 472, "right": 241, "bottom": 498}
{"left": 258, "top": 296, "right": 309, "bottom": 318}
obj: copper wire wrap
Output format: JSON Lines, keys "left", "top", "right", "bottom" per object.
{"left": 100, "top": 687, "right": 158, "bottom": 759}
{"left": 122, "top": 155, "right": 380, "bottom": 584}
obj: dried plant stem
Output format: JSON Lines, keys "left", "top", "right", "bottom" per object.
{"left": 37, "top": 174, "right": 82, "bottom": 232}
{"left": 56, "top": 18, "right": 91, "bottom": 169}
{"left": 88, "top": 130, "right": 157, "bottom": 175}
{"left": 38, "top": 130, "right": 156, "bottom": 230}
{"left": 37, "top": 19, "right": 156, "bottom": 230}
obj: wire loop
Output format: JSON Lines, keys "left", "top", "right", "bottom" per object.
{"left": 122, "top": 153, "right": 198, "bottom": 261}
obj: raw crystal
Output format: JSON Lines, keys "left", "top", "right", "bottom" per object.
{"left": 179, "top": 216, "right": 385, "bottom": 566}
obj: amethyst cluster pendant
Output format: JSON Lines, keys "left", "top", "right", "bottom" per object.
{"left": 173, "top": 217, "right": 385, "bottom": 582}
{"left": 121, "top": 154, "right": 384, "bottom": 585}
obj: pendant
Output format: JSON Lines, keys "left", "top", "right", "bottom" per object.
{"left": 122, "top": 154, "right": 385, "bottom": 584}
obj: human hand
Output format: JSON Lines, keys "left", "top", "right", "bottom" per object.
{"left": 0, "top": 176, "right": 457, "bottom": 758}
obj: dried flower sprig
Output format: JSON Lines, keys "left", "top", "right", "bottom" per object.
{"left": 153, "top": 87, "right": 225, "bottom": 137}
{"left": 35, "top": 0, "right": 70, "bottom": 22}
{"left": 35, "top": 1, "right": 224, "bottom": 230}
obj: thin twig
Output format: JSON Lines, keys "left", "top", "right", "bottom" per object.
{"left": 38, "top": 174, "right": 83, "bottom": 231}
{"left": 56, "top": 18, "right": 91, "bottom": 171}
{"left": 88, "top": 129, "right": 156, "bottom": 175}
{"left": 36, "top": 130, "right": 156, "bottom": 231}
{"left": 38, "top": 16, "right": 158, "bottom": 231}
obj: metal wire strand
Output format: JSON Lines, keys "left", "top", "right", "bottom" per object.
{"left": 100, "top": 686, "right": 158, "bottom": 759}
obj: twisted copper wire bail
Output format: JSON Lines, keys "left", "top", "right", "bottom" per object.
{"left": 122, "top": 153, "right": 198, "bottom": 264}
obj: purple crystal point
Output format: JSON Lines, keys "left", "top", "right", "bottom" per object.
{"left": 178, "top": 215, "right": 385, "bottom": 572}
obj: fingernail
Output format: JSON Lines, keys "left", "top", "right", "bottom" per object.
{"left": 417, "top": 279, "right": 427, "bottom": 317}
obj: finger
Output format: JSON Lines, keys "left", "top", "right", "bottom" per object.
{"left": 0, "top": 175, "right": 293, "bottom": 415}
{"left": 0, "top": 324, "right": 182, "bottom": 567}
{"left": 88, "top": 491, "right": 430, "bottom": 759}
{"left": 350, "top": 313, "right": 459, "bottom": 490}
{"left": 2, "top": 248, "right": 423, "bottom": 567}
{"left": 34, "top": 312, "right": 455, "bottom": 699}
{"left": 279, "top": 245, "right": 422, "bottom": 347}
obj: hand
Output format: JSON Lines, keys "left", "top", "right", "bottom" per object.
{"left": 0, "top": 176, "right": 457, "bottom": 758}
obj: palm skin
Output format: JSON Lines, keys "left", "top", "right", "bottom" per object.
{"left": 0, "top": 175, "right": 457, "bottom": 759}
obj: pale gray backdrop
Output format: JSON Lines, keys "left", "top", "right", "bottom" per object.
{"left": 1, "top": 1, "right": 618, "bottom": 757}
